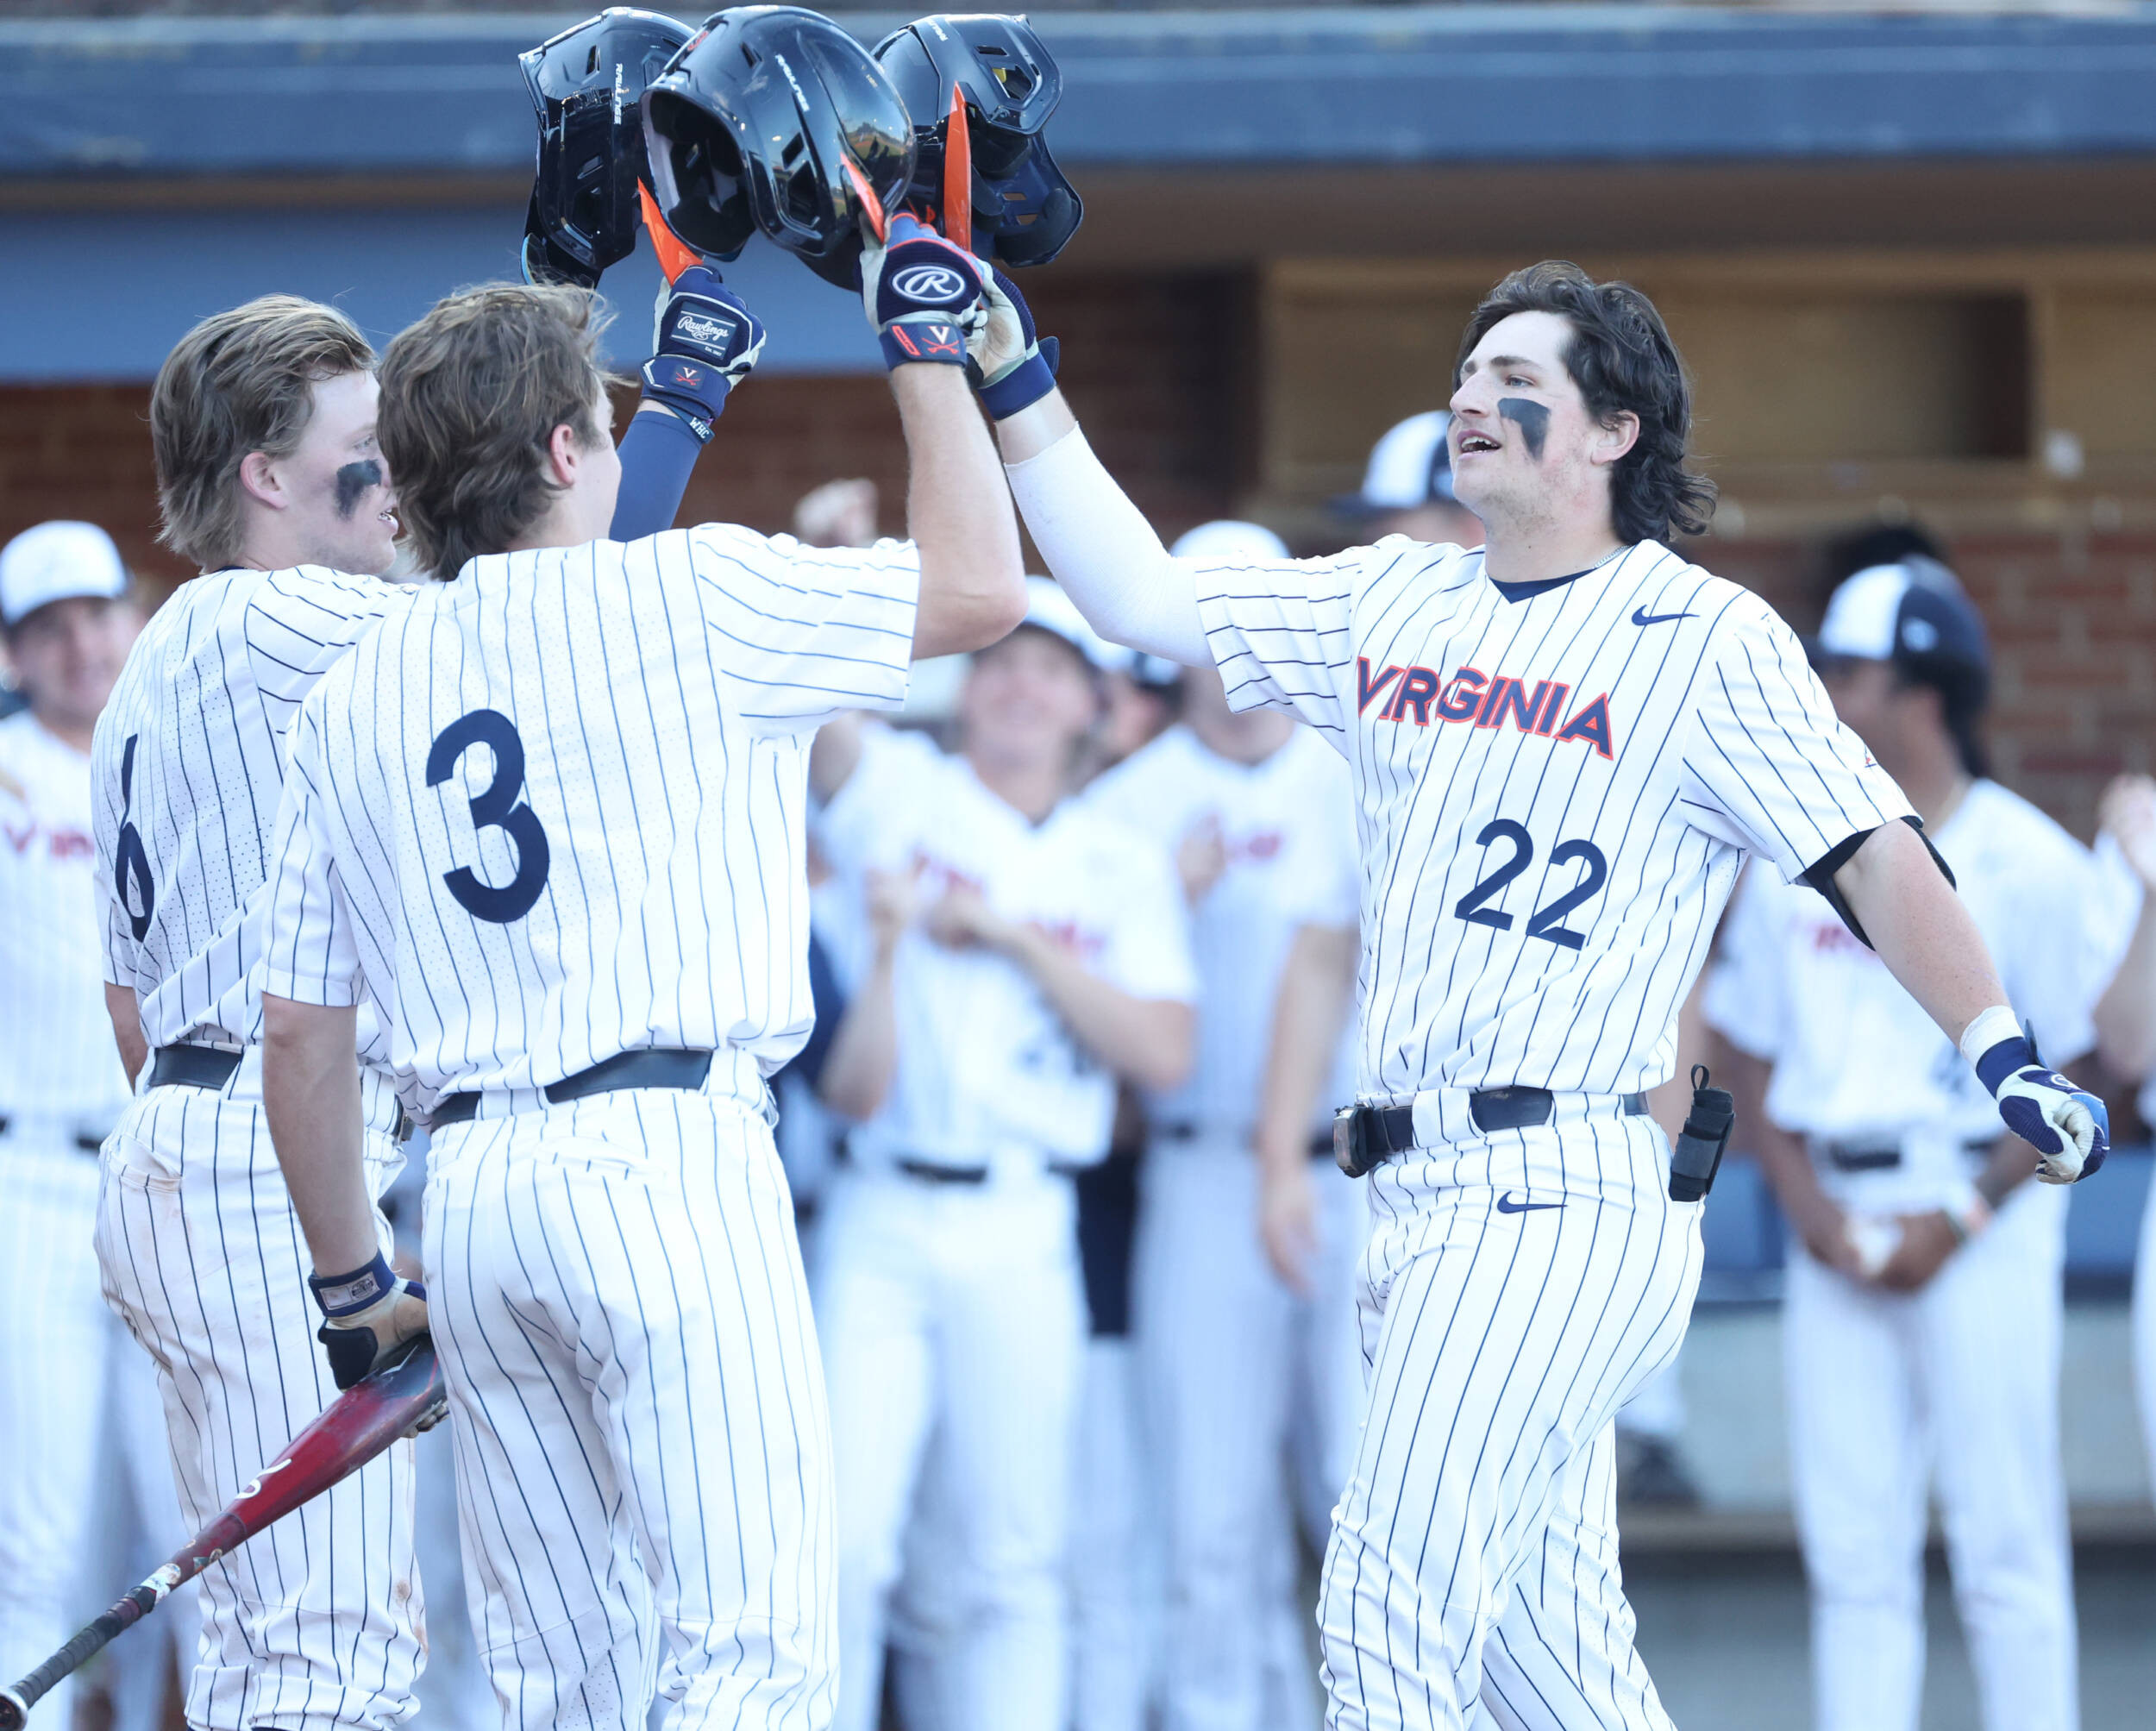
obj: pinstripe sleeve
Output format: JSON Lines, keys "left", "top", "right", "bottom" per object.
{"left": 258, "top": 693, "right": 363, "bottom": 1008}
{"left": 245, "top": 568, "right": 411, "bottom": 749}
{"left": 87, "top": 723, "right": 135, "bottom": 990}
{"left": 1679, "top": 590, "right": 1913, "bottom": 881}
{"left": 1191, "top": 549, "right": 1366, "bottom": 736}
{"left": 686, "top": 525, "right": 918, "bottom": 737}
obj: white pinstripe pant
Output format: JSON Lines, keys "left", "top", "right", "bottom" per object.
{"left": 96, "top": 1083, "right": 423, "bottom": 1731}
{"left": 1320, "top": 1111, "right": 1701, "bottom": 1731}
{"left": 423, "top": 1090, "right": 835, "bottom": 1731}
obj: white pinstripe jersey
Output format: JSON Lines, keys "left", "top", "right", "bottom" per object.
{"left": 1085, "top": 723, "right": 1357, "bottom": 1138}
{"left": 0, "top": 712, "right": 131, "bottom": 1123}
{"left": 1191, "top": 536, "right": 1912, "bottom": 1104}
{"left": 818, "top": 724, "right": 1199, "bottom": 1171}
{"left": 262, "top": 528, "right": 919, "bottom": 1115}
{"left": 90, "top": 568, "right": 411, "bottom": 1052}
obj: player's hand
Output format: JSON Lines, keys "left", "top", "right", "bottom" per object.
{"left": 308, "top": 1252, "right": 429, "bottom": 1392}
{"left": 1869, "top": 1211, "right": 1958, "bottom": 1293}
{"left": 861, "top": 213, "right": 987, "bottom": 371}
{"left": 1790, "top": 1193, "right": 1865, "bottom": 1278}
{"left": 1258, "top": 1156, "right": 1320, "bottom": 1295}
{"left": 1176, "top": 814, "right": 1228, "bottom": 906}
{"left": 640, "top": 267, "right": 766, "bottom": 443}
{"left": 863, "top": 865, "right": 922, "bottom": 960}
{"left": 923, "top": 884, "right": 1018, "bottom": 953}
{"left": 2100, "top": 773, "right": 2156, "bottom": 888}
{"left": 971, "top": 265, "right": 1061, "bottom": 421}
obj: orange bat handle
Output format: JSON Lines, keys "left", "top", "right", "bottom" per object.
{"left": 639, "top": 185, "right": 701, "bottom": 284}
{"left": 943, "top": 88, "right": 972, "bottom": 248}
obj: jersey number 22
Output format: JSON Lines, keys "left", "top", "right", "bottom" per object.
{"left": 427, "top": 709, "right": 551, "bottom": 925}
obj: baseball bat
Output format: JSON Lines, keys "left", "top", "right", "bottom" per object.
{"left": 0, "top": 1336, "right": 445, "bottom": 1731}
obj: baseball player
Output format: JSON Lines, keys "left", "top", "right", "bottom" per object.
{"left": 0, "top": 521, "right": 200, "bottom": 1731}
{"left": 2088, "top": 773, "right": 2156, "bottom": 1532}
{"left": 805, "top": 580, "right": 1198, "bottom": 1731}
{"left": 91, "top": 254, "right": 766, "bottom": 1728}
{"left": 973, "top": 256, "right": 2110, "bottom": 1728}
{"left": 1703, "top": 556, "right": 2106, "bottom": 1731}
{"left": 1331, "top": 410, "right": 1487, "bottom": 550}
{"left": 1084, "top": 519, "right": 1365, "bottom": 1731}
{"left": 254, "top": 245, "right": 1023, "bottom": 1729}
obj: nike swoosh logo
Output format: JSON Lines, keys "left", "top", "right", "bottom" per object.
{"left": 1495, "top": 1193, "right": 1564, "bottom": 1214}
{"left": 1632, "top": 607, "right": 1695, "bottom": 627}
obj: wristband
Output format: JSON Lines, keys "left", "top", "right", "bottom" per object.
{"left": 310, "top": 1251, "right": 395, "bottom": 1319}
{"left": 979, "top": 338, "right": 1061, "bottom": 421}
{"left": 1958, "top": 1005, "right": 2026, "bottom": 1089}
{"left": 880, "top": 320, "right": 970, "bottom": 369}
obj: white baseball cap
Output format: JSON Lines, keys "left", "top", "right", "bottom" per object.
{"left": 1170, "top": 519, "right": 1289, "bottom": 562}
{"left": 0, "top": 520, "right": 128, "bottom": 630}
{"left": 1332, "top": 411, "right": 1458, "bottom": 516}
{"left": 1815, "top": 558, "right": 1989, "bottom": 676}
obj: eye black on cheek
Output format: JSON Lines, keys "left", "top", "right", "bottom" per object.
{"left": 1498, "top": 398, "right": 1549, "bottom": 461}
{"left": 333, "top": 460, "right": 384, "bottom": 519}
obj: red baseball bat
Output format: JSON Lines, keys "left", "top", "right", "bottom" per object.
{"left": 0, "top": 1337, "right": 445, "bottom": 1731}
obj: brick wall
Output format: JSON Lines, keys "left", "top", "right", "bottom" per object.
{"left": 4, "top": 273, "right": 2150, "bottom": 840}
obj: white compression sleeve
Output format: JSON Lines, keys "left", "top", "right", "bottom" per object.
{"left": 1003, "top": 427, "right": 1209, "bottom": 666}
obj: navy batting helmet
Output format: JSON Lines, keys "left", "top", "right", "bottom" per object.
{"left": 642, "top": 7, "right": 914, "bottom": 290}
{"left": 520, "top": 9, "right": 696, "bottom": 288}
{"left": 874, "top": 14, "right": 1082, "bottom": 268}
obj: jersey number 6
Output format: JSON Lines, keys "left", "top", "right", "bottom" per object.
{"left": 426, "top": 709, "right": 552, "bottom": 925}
{"left": 1453, "top": 818, "right": 1608, "bottom": 952}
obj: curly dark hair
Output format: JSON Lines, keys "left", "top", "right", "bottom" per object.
{"left": 1454, "top": 260, "right": 1716, "bottom": 546}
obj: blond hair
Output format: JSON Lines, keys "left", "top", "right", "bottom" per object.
{"left": 150, "top": 297, "right": 375, "bottom": 570}
{"left": 377, "top": 284, "right": 610, "bottom": 583}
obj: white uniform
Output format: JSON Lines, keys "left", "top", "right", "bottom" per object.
{"left": 1087, "top": 722, "right": 1366, "bottom": 1731}
{"left": 261, "top": 527, "right": 919, "bottom": 1731}
{"left": 1185, "top": 536, "right": 1910, "bottom": 1730}
{"left": 0, "top": 711, "right": 196, "bottom": 1731}
{"left": 1703, "top": 781, "right": 2107, "bottom": 1731}
{"left": 89, "top": 568, "right": 423, "bottom": 1731}
{"left": 811, "top": 722, "right": 1196, "bottom": 1731}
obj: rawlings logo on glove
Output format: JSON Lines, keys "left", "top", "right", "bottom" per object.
{"left": 861, "top": 213, "right": 987, "bottom": 371}
{"left": 1963, "top": 1007, "right": 2110, "bottom": 1184}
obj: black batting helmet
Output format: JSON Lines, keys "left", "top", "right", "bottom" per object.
{"left": 642, "top": 7, "right": 913, "bottom": 290}
{"left": 873, "top": 14, "right": 1081, "bottom": 268}
{"left": 520, "top": 8, "right": 696, "bottom": 288}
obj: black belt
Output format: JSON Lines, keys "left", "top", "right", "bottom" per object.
{"left": 1351, "top": 1087, "right": 1650, "bottom": 1157}
{"left": 0, "top": 1116, "right": 105, "bottom": 1154}
{"left": 895, "top": 1157, "right": 989, "bottom": 1186}
{"left": 431, "top": 1049, "right": 714, "bottom": 1126}
{"left": 147, "top": 1044, "right": 241, "bottom": 1092}
{"left": 150, "top": 1044, "right": 413, "bottom": 1143}
{"left": 1156, "top": 1121, "right": 1338, "bottom": 1162}
{"left": 1821, "top": 1137, "right": 1997, "bottom": 1174}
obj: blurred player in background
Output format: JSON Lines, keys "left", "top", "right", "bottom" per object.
{"left": 808, "top": 582, "right": 1197, "bottom": 1731}
{"left": 1330, "top": 411, "right": 1486, "bottom": 549}
{"left": 1088, "top": 520, "right": 1364, "bottom": 1731}
{"left": 0, "top": 520, "right": 198, "bottom": 1731}
{"left": 1705, "top": 557, "right": 2103, "bottom": 1731}
{"left": 2089, "top": 772, "right": 2156, "bottom": 1514}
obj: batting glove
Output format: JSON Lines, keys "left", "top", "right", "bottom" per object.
{"left": 309, "top": 1252, "right": 430, "bottom": 1391}
{"left": 641, "top": 267, "right": 766, "bottom": 445}
{"left": 1963, "top": 1007, "right": 2110, "bottom": 1184}
{"left": 972, "top": 265, "right": 1061, "bottom": 421}
{"left": 861, "top": 213, "right": 987, "bottom": 371}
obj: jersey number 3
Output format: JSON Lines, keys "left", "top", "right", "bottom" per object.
{"left": 427, "top": 709, "right": 551, "bottom": 925}
{"left": 1453, "top": 818, "right": 1607, "bottom": 952}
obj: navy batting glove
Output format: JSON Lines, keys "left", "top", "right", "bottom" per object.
{"left": 641, "top": 267, "right": 766, "bottom": 444}
{"left": 308, "top": 1251, "right": 429, "bottom": 1390}
{"left": 861, "top": 214, "right": 987, "bottom": 371}
{"left": 974, "top": 265, "right": 1061, "bottom": 421}
{"left": 1973, "top": 1033, "right": 2110, "bottom": 1183}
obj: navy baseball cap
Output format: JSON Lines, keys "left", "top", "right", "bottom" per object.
{"left": 1331, "top": 411, "right": 1457, "bottom": 517}
{"left": 1814, "top": 556, "right": 1990, "bottom": 680}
